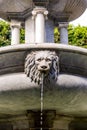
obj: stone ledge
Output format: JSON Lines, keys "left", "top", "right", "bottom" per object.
{"left": 0, "top": 44, "right": 87, "bottom": 76}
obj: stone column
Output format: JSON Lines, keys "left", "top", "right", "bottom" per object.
{"left": 58, "top": 22, "right": 69, "bottom": 44}
{"left": 10, "top": 20, "right": 21, "bottom": 45}
{"left": 25, "top": 17, "right": 35, "bottom": 44}
{"left": 45, "top": 20, "right": 54, "bottom": 43}
{"left": 32, "top": 7, "right": 48, "bottom": 43}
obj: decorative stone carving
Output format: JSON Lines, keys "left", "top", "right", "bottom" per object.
{"left": 32, "top": 7, "right": 48, "bottom": 19}
{"left": 25, "top": 51, "right": 59, "bottom": 86}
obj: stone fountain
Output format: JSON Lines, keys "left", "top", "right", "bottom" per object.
{"left": 0, "top": 0, "right": 87, "bottom": 130}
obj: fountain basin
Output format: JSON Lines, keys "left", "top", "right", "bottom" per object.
{"left": 0, "top": 44, "right": 87, "bottom": 118}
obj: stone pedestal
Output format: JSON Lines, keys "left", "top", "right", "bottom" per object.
{"left": 58, "top": 22, "right": 69, "bottom": 44}
{"left": 53, "top": 116, "right": 71, "bottom": 130}
{"left": 13, "top": 120, "right": 29, "bottom": 130}
{"left": 10, "top": 20, "right": 21, "bottom": 45}
{"left": 53, "top": 120, "right": 69, "bottom": 130}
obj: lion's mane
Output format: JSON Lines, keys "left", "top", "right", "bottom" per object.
{"left": 25, "top": 51, "right": 59, "bottom": 87}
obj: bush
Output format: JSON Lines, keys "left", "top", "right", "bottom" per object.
{"left": 68, "top": 25, "right": 87, "bottom": 48}
{"left": 20, "top": 28, "right": 25, "bottom": 43}
{"left": 54, "top": 27, "right": 60, "bottom": 43}
{"left": 0, "top": 20, "right": 11, "bottom": 46}
{"left": 54, "top": 24, "right": 87, "bottom": 48}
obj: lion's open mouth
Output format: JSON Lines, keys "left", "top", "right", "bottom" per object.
{"left": 38, "top": 67, "right": 50, "bottom": 72}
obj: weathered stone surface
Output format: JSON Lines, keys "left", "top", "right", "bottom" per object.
{"left": 0, "top": 72, "right": 87, "bottom": 116}
{"left": 0, "top": 0, "right": 86, "bottom": 22}
{"left": 0, "top": 44, "right": 87, "bottom": 118}
{"left": 0, "top": 44, "right": 87, "bottom": 128}
{"left": 25, "top": 50, "right": 59, "bottom": 85}
{"left": 0, "top": 44, "right": 87, "bottom": 76}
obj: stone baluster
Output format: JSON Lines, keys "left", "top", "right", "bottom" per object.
{"left": 10, "top": 20, "right": 21, "bottom": 45}
{"left": 32, "top": 7, "right": 48, "bottom": 43}
{"left": 58, "top": 22, "right": 69, "bottom": 44}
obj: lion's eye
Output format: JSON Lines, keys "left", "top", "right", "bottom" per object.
{"left": 45, "top": 58, "right": 51, "bottom": 62}
{"left": 37, "top": 58, "right": 42, "bottom": 62}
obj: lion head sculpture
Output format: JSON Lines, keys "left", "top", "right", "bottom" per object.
{"left": 25, "top": 51, "right": 59, "bottom": 86}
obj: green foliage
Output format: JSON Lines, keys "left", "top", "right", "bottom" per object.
{"left": 0, "top": 20, "right": 25, "bottom": 47}
{"left": 54, "top": 27, "right": 60, "bottom": 43}
{"left": 0, "top": 20, "right": 87, "bottom": 48}
{"left": 68, "top": 24, "right": 87, "bottom": 48}
{"left": 0, "top": 21, "right": 11, "bottom": 46}
{"left": 20, "top": 28, "right": 25, "bottom": 43}
{"left": 54, "top": 24, "right": 87, "bottom": 48}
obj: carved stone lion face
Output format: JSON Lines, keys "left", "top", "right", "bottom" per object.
{"left": 25, "top": 50, "right": 59, "bottom": 85}
{"left": 35, "top": 51, "right": 54, "bottom": 73}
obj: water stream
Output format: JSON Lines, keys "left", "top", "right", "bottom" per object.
{"left": 40, "top": 73, "right": 44, "bottom": 130}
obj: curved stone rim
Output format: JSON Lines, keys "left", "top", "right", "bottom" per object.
{"left": 0, "top": 44, "right": 87, "bottom": 55}
{"left": 0, "top": 44, "right": 87, "bottom": 77}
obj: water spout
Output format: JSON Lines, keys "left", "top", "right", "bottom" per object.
{"left": 40, "top": 73, "right": 44, "bottom": 130}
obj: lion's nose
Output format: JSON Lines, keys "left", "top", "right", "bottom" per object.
{"left": 41, "top": 66, "right": 47, "bottom": 69}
